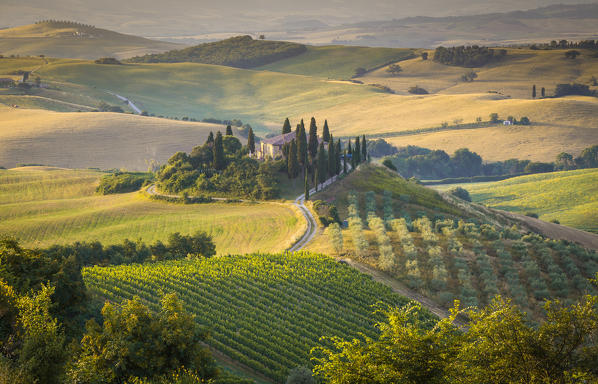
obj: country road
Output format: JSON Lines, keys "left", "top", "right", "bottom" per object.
{"left": 105, "top": 90, "right": 142, "bottom": 114}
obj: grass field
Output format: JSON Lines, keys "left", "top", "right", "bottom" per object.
{"left": 258, "top": 45, "right": 415, "bottom": 79}
{"left": 0, "top": 22, "right": 181, "bottom": 59}
{"left": 83, "top": 252, "right": 428, "bottom": 382}
{"left": 434, "top": 169, "right": 598, "bottom": 233}
{"left": 0, "top": 167, "right": 304, "bottom": 253}
{"left": 0, "top": 105, "right": 227, "bottom": 170}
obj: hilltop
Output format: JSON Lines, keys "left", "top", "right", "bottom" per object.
{"left": 0, "top": 21, "right": 181, "bottom": 59}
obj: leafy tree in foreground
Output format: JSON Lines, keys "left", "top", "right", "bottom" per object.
{"left": 70, "top": 294, "right": 217, "bottom": 383}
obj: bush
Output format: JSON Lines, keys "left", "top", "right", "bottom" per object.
{"left": 448, "top": 187, "right": 471, "bottom": 202}
{"left": 408, "top": 85, "right": 429, "bottom": 94}
{"left": 286, "top": 366, "right": 314, "bottom": 384}
{"left": 96, "top": 172, "right": 152, "bottom": 194}
{"left": 382, "top": 158, "right": 397, "bottom": 171}
{"left": 525, "top": 212, "right": 539, "bottom": 219}
{"left": 94, "top": 57, "right": 122, "bottom": 65}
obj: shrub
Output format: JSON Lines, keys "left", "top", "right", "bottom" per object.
{"left": 286, "top": 366, "right": 314, "bottom": 384}
{"left": 96, "top": 172, "right": 152, "bottom": 194}
{"left": 94, "top": 57, "right": 122, "bottom": 65}
{"left": 382, "top": 158, "right": 397, "bottom": 171}
{"left": 408, "top": 85, "right": 428, "bottom": 94}
{"left": 448, "top": 187, "right": 471, "bottom": 202}
{"left": 525, "top": 212, "right": 539, "bottom": 219}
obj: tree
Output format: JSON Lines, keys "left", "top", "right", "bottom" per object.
{"left": 322, "top": 120, "right": 330, "bottom": 142}
{"left": 282, "top": 118, "right": 292, "bottom": 134}
{"left": 565, "top": 50, "right": 580, "bottom": 59}
{"left": 70, "top": 294, "right": 217, "bottom": 383}
{"left": 317, "top": 142, "right": 327, "bottom": 184}
{"left": 206, "top": 131, "right": 214, "bottom": 145}
{"left": 578, "top": 144, "right": 598, "bottom": 168}
{"left": 225, "top": 125, "right": 233, "bottom": 136}
{"left": 541, "top": 87, "right": 546, "bottom": 97}
{"left": 259, "top": 34, "right": 265, "bottom": 40}
{"left": 343, "top": 149, "right": 348, "bottom": 174}
{"left": 452, "top": 148, "right": 482, "bottom": 177}
{"left": 532, "top": 84, "right": 536, "bottom": 98}
{"left": 461, "top": 70, "right": 477, "bottom": 82}
{"left": 304, "top": 167, "right": 310, "bottom": 201}
{"left": 361, "top": 135, "right": 367, "bottom": 163}
{"left": 386, "top": 64, "right": 402, "bottom": 76}
{"left": 422, "top": 52, "right": 428, "bottom": 60}
{"left": 247, "top": 127, "right": 255, "bottom": 154}
{"left": 288, "top": 140, "right": 299, "bottom": 179}
{"left": 354, "top": 137, "right": 361, "bottom": 164}
{"left": 296, "top": 123, "right": 308, "bottom": 167}
{"left": 335, "top": 140, "right": 342, "bottom": 175}
{"left": 520, "top": 116, "right": 531, "bottom": 125}
{"left": 555, "top": 152, "right": 575, "bottom": 170}
{"left": 408, "top": 85, "right": 428, "bottom": 94}
{"left": 308, "top": 117, "right": 318, "bottom": 161}
{"left": 328, "top": 135, "right": 335, "bottom": 178}
{"left": 382, "top": 158, "right": 397, "bottom": 171}
{"left": 213, "top": 131, "right": 225, "bottom": 170}
{"left": 448, "top": 186, "right": 471, "bottom": 201}
{"left": 489, "top": 113, "right": 499, "bottom": 123}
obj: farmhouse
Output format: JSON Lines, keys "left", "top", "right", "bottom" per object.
{"left": 256, "top": 131, "right": 329, "bottom": 159}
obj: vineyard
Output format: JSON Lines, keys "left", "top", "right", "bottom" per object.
{"left": 83, "top": 252, "right": 431, "bottom": 382}
{"left": 331, "top": 190, "right": 598, "bottom": 318}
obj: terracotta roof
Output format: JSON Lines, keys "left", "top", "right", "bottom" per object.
{"left": 261, "top": 131, "right": 296, "bottom": 146}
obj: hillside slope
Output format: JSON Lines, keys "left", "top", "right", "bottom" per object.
{"left": 0, "top": 105, "right": 224, "bottom": 170}
{"left": 0, "top": 21, "right": 181, "bottom": 59}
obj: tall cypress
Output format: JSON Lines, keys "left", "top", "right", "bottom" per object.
{"left": 541, "top": 87, "right": 546, "bottom": 98}
{"left": 354, "top": 137, "right": 361, "bottom": 164}
{"left": 343, "top": 149, "right": 348, "bottom": 174}
{"left": 296, "top": 124, "right": 307, "bottom": 167}
{"left": 328, "top": 134, "right": 335, "bottom": 178}
{"left": 225, "top": 125, "right": 233, "bottom": 136}
{"left": 288, "top": 139, "right": 299, "bottom": 179}
{"left": 335, "top": 139, "right": 342, "bottom": 175}
{"left": 282, "top": 118, "right": 292, "bottom": 134}
{"left": 247, "top": 127, "right": 255, "bottom": 154}
{"left": 206, "top": 131, "right": 214, "bottom": 145}
{"left": 304, "top": 169, "right": 309, "bottom": 201}
{"left": 308, "top": 117, "right": 318, "bottom": 161}
{"left": 213, "top": 131, "right": 225, "bottom": 170}
{"left": 361, "top": 135, "right": 367, "bottom": 163}
{"left": 532, "top": 85, "right": 536, "bottom": 99}
{"left": 317, "top": 141, "right": 327, "bottom": 184}
{"left": 322, "top": 120, "right": 330, "bottom": 142}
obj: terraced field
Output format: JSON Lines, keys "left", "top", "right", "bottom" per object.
{"left": 83, "top": 252, "right": 428, "bottom": 382}
{"left": 0, "top": 167, "right": 303, "bottom": 253}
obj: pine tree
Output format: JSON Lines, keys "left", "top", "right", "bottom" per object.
{"left": 317, "top": 141, "right": 327, "bottom": 184}
{"left": 213, "top": 131, "right": 225, "bottom": 170}
{"left": 288, "top": 140, "right": 299, "bottom": 179}
{"left": 335, "top": 139, "right": 342, "bottom": 175}
{"left": 282, "top": 118, "right": 292, "bottom": 134}
{"left": 322, "top": 120, "right": 330, "bottom": 142}
{"left": 308, "top": 117, "right": 318, "bottom": 160}
{"left": 532, "top": 84, "right": 536, "bottom": 99}
{"left": 247, "top": 127, "right": 255, "bottom": 154}
{"left": 361, "top": 135, "right": 367, "bottom": 163}
{"left": 328, "top": 134, "right": 335, "bottom": 178}
{"left": 225, "top": 125, "right": 233, "bottom": 136}
{"left": 354, "top": 137, "right": 361, "bottom": 164}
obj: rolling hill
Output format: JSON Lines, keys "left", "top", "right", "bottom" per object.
{"left": 0, "top": 167, "right": 304, "bottom": 253}
{"left": 0, "top": 105, "right": 226, "bottom": 170}
{"left": 0, "top": 21, "right": 182, "bottom": 59}
{"left": 434, "top": 169, "right": 598, "bottom": 234}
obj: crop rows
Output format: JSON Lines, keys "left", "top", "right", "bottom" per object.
{"left": 83, "top": 252, "right": 421, "bottom": 382}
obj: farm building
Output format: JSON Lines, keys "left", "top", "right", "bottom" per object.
{"left": 255, "top": 132, "right": 329, "bottom": 160}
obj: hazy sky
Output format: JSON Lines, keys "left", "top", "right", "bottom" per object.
{"left": 1, "top": 0, "right": 597, "bottom": 36}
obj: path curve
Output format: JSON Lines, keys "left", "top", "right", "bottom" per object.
{"left": 104, "top": 90, "right": 142, "bottom": 114}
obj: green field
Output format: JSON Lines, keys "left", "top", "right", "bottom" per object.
{"left": 83, "top": 252, "right": 427, "bottom": 382}
{"left": 258, "top": 45, "right": 415, "bottom": 79}
{"left": 434, "top": 169, "right": 598, "bottom": 233}
{"left": 0, "top": 167, "right": 303, "bottom": 253}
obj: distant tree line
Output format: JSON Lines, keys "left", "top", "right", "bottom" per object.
{"left": 527, "top": 39, "right": 598, "bottom": 50}
{"left": 34, "top": 20, "right": 96, "bottom": 29}
{"left": 127, "top": 35, "right": 307, "bottom": 68}
{"left": 383, "top": 142, "right": 598, "bottom": 180}
{"left": 433, "top": 46, "right": 507, "bottom": 67}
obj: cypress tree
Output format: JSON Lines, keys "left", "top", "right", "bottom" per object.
{"left": 343, "top": 149, "right": 348, "bottom": 174}
{"left": 541, "top": 87, "right": 546, "bottom": 98}
{"left": 354, "top": 137, "right": 361, "bottom": 164}
{"left": 282, "top": 118, "right": 291, "bottom": 134}
{"left": 322, "top": 120, "right": 330, "bottom": 142}
{"left": 532, "top": 84, "right": 536, "bottom": 99}
{"left": 314, "top": 167, "right": 319, "bottom": 192}
{"left": 247, "top": 127, "right": 255, "bottom": 154}
{"left": 288, "top": 139, "right": 299, "bottom": 179}
{"left": 328, "top": 134, "right": 335, "bottom": 178}
{"left": 317, "top": 141, "right": 327, "bottom": 184}
{"left": 304, "top": 167, "right": 309, "bottom": 201}
{"left": 335, "top": 139, "right": 342, "bottom": 175}
{"left": 308, "top": 117, "right": 318, "bottom": 161}
{"left": 213, "top": 131, "right": 225, "bottom": 170}
{"left": 361, "top": 135, "right": 367, "bottom": 163}
{"left": 296, "top": 124, "right": 307, "bottom": 167}
{"left": 225, "top": 125, "right": 233, "bottom": 136}
{"left": 206, "top": 131, "right": 214, "bottom": 145}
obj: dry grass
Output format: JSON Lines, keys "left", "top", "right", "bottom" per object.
{"left": 0, "top": 105, "right": 226, "bottom": 170}
{"left": 0, "top": 167, "right": 304, "bottom": 254}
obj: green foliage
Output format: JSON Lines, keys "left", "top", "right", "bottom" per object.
{"left": 460, "top": 70, "right": 478, "bottom": 82}
{"left": 313, "top": 200, "right": 340, "bottom": 226}
{"left": 83, "top": 252, "right": 424, "bottom": 382}
{"left": 326, "top": 223, "right": 343, "bottom": 255}
{"left": 386, "top": 64, "right": 402, "bottom": 76}
{"left": 286, "top": 366, "right": 315, "bottom": 384}
{"left": 313, "top": 296, "right": 598, "bottom": 384}
{"left": 97, "top": 101, "right": 124, "bottom": 112}
{"left": 96, "top": 172, "right": 152, "bottom": 194}
{"left": 282, "top": 118, "right": 292, "bottom": 134}
{"left": 433, "top": 46, "right": 507, "bottom": 67}
{"left": 448, "top": 186, "right": 471, "bottom": 202}
{"left": 382, "top": 158, "right": 397, "bottom": 171}
{"left": 70, "top": 293, "right": 217, "bottom": 383}
{"left": 555, "top": 83, "right": 596, "bottom": 97}
{"left": 128, "top": 35, "right": 307, "bottom": 68}
{"left": 94, "top": 57, "right": 122, "bottom": 65}
{"left": 367, "top": 139, "right": 398, "bottom": 158}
